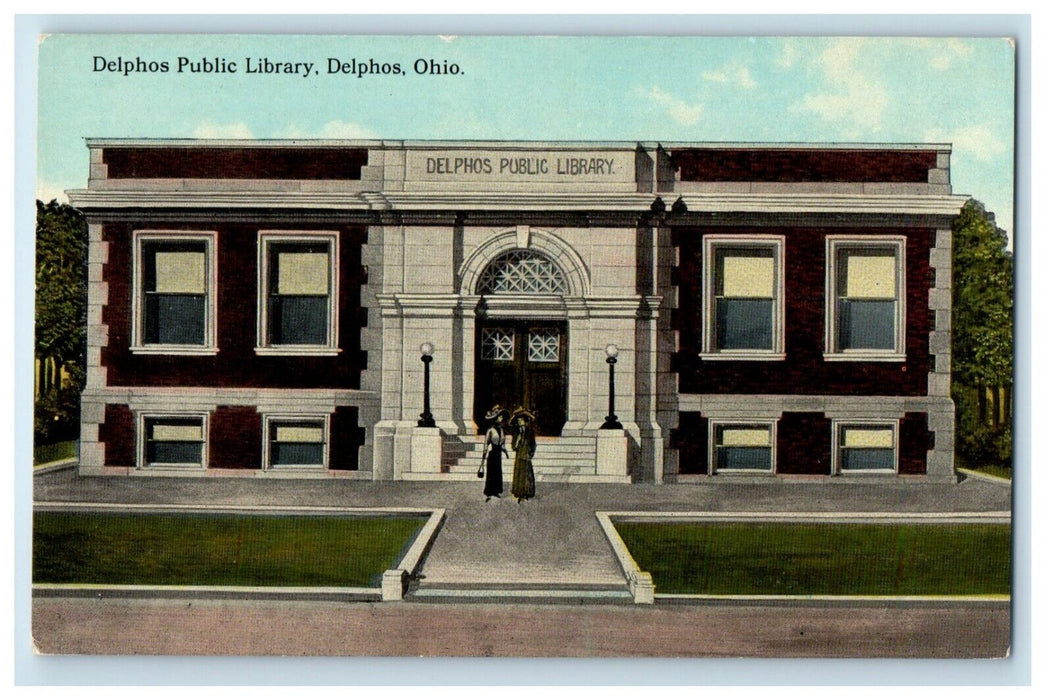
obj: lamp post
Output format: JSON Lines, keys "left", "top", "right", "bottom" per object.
{"left": 417, "top": 342, "right": 435, "bottom": 428}
{"left": 601, "top": 344, "right": 622, "bottom": 430}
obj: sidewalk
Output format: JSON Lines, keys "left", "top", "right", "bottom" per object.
{"left": 33, "top": 468, "right": 1012, "bottom": 593}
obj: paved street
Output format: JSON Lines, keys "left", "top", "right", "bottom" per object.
{"left": 33, "top": 598, "right": 1010, "bottom": 657}
{"left": 31, "top": 468, "right": 1013, "bottom": 657}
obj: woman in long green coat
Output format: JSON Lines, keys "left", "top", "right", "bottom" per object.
{"left": 510, "top": 407, "right": 537, "bottom": 503}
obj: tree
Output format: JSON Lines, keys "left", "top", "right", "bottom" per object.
{"left": 35, "top": 199, "right": 88, "bottom": 445}
{"left": 951, "top": 199, "right": 1014, "bottom": 466}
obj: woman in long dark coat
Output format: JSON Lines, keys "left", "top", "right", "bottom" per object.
{"left": 510, "top": 407, "right": 537, "bottom": 503}
{"left": 480, "top": 405, "right": 508, "bottom": 501}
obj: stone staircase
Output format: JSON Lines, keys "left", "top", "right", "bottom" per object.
{"left": 441, "top": 434, "right": 619, "bottom": 482}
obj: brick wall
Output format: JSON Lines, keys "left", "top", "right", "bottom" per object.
{"left": 101, "top": 222, "right": 367, "bottom": 388}
{"left": 673, "top": 226, "right": 934, "bottom": 396}
{"left": 776, "top": 412, "right": 832, "bottom": 475}
{"left": 99, "top": 404, "right": 135, "bottom": 467}
{"left": 330, "top": 406, "right": 364, "bottom": 471}
{"left": 899, "top": 412, "right": 932, "bottom": 475}
{"left": 673, "top": 149, "right": 937, "bottom": 182}
{"left": 102, "top": 147, "right": 367, "bottom": 180}
{"left": 672, "top": 411, "right": 708, "bottom": 474}
{"left": 209, "top": 406, "right": 262, "bottom": 469}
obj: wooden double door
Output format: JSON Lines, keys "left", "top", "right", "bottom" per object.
{"left": 474, "top": 321, "right": 567, "bottom": 436}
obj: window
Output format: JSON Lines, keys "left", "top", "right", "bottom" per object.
{"left": 481, "top": 328, "right": 515, "bottom": 361}
{"left": 702, "top": 236, "right": 784, "bottom": 359}
{"left": 139, "top": 414, "right": 207, "bottom": 469}
{"left": 257, "top": 232, "right": 339, "bottom": 355}
{"left": 477, "top": 250, "right": 567, "bottom": 295}
{"left": 710, "top": 421, "right": 776, "bottom": 473}
{"left": 264, "top": 416, "right": 329, "bottom": 469}
{"left": 826, "top": 237, "right": 906, "bottom": 360}
{"left": 132, "top": 232, "right": 217, "bottom": 354}
{"left": 834, "top": 422, "right": 898, "bottom": 473}
{"left": 527, "top": 329, "right": 559, "bottom": 362}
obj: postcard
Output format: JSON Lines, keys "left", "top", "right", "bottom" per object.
{"left": 29, "top": 32, "right": 1016, "bottom": 664}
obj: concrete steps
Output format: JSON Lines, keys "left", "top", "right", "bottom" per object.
{"left": 444, "top": 435, "right": 597, "bottom": 476}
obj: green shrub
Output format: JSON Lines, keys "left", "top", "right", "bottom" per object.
{"left": 34, "top": 386, "right": 80, "bottom": 446}
{"left": 953, "top": 385, "right": 1012, "bottom": 467}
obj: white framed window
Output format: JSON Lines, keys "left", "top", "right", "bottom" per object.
{"left": 825, "top": 237, "right": 906, "bottom": 361}
{"left": 481, "top": 328, "right": 515, "bottom": 361}
{"left": 256, "top": 231, "right": 340, "bottom": 355}
{"left": 709, "top": 420, "right": 777, "bottom": 474}
{"left": 131, "top": 231, "right": 218, "bottom": 355}
{"left": 833, "top": 421, "right": 899, "bottom": 474}
{"left": 477, "top": 250, "right": 567, "bottom": 295}
{"left": 137, "top": 413, "right": 208, "bottom": 470}
{"left": 527, "top": 329, "right": 559, "bottom": 362}
{"left": 702, "top": 236, "right": 785, "bottom": 360}
{"left": 262, "top": 415, "right": 330, "bottom": 470}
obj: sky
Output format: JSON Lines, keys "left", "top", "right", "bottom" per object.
{"left": 37, "top": 34, "right": 1016, "bottom": 237}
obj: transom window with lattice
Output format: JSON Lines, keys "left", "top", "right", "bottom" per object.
{"left": 476, "top": 250, "right": 568, "bottom": 295}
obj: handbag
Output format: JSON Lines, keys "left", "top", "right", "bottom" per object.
{"left": 476, "top": 465, "right": 485, "bottom": 479}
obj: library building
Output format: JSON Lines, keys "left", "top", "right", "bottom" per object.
{"left": 68, "top": 139, "right": 965, "bottom": 483}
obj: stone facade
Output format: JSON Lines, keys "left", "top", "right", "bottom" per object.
{"left": 69, "top": 140, "right": 966, "bottom": 482}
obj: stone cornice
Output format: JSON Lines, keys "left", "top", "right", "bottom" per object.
{"left": 365, "top": 193, "right": 655, "bottom": 211}
{"left": 67, "top": 190, "right": 375, "bottom": 211}
{"left": 68, "top": 189, "right": 657, "bottom": 212}
{"left": 85, "top": 138, "right": 952, "bottom": 151}
{"left": 67, "top": 189, "right": 969, "bottom": 217}
{"left": 376, "top": 293, "right": 651, "bottom": 318}
{"left": 678, "top": 394, "right": 956, "bottom": 413}
{"left": 674, "top": 193, "right": 969, "bottom": 217}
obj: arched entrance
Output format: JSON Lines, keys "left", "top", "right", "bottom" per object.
{"left": 471, "top": 249, "right": 570, "bottom": 436}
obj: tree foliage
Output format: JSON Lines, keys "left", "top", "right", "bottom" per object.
{"left": 35, "top": 199, "right": 88, "bottom": 444}
{"left": 951, "top": 199, "right": 1013, "bottom": 466}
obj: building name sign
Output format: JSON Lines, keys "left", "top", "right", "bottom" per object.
{"left": 407, "top": 150, "right": 634, "bottom": 183}
{"left": 426, "top": 155, "right": 616, "bottom": 176}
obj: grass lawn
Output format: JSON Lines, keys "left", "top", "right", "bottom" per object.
{"left": 34, "top": 512, "right": 426, "bottom": 587}
{"left": 34, "top": 440, "right": 76, "bottom": 466}
{"left": 615, "top": 522, "right": 1011, "bottom": 596}
{"left": 961, "top": 464, "right": 1012, "bottom": 481}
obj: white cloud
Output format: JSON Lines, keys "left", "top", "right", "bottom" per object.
{"left": 701, "top": 65, "right": 757, "bottom": 90}
{"left": 925, "top": 124, "right": 1007, "bottom": 162}
{"left": 797, "top": 83, "right": 888, "bottom": 134}
{"left": 191, "top": 121, "right": 254, "bottom": 139}
{"left": 792, "top": 38, "right": 888, "bottom": 135}
{"left": 280, "top": 121, "right": 377, "bottom": 139}
{"left": 816, "top": 37, "right": 863, "bottom": 83}
{"left": 644, "top": 86, "right": 703, "bottom": 126}
{"left": 35, "top": 179, "right": 69, "bottom": 204}
{"left": 903, "top": 38, "right": 974, "bottom": 71}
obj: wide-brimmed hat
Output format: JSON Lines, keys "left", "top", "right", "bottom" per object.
{"left": 484, "top": 405, "right": 508, "bottom": 421}
{"left": 510, "top": 407, "right": 537, "bottom": 423}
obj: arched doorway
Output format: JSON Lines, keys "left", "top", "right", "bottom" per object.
{"left": 472, "top": 250, "right": 569, "bottom": 436}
